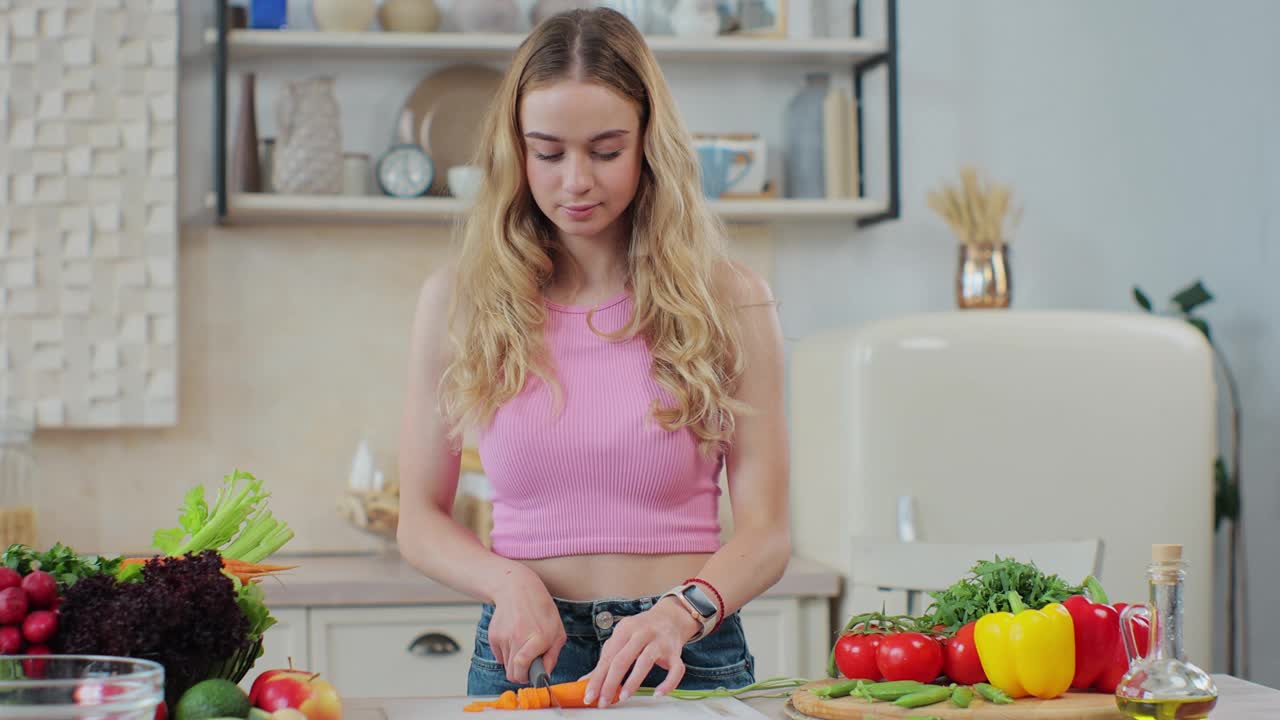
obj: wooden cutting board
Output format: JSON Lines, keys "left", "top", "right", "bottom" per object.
{"left": 786, "top": 680, "right": 1127, "bottom": 720}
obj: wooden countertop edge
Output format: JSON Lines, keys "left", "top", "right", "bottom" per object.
{"left": 261, "top": 553, "right": 842, "bottom": 608}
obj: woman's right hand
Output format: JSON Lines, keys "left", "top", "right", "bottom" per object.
{"left": 488, "top": 565, "right": 567, "bottom": 685}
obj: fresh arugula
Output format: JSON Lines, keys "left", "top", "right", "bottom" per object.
{"left": 917, "top": 556, "right": 1084, "bottom": 631}
{"left": 2, "top": 543, "right": 122, "bottom": 592}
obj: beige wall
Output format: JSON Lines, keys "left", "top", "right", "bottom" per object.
{"left": 33, "top": 221, "right": 775, "bottom": 556}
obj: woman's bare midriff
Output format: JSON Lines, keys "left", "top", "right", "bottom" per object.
{"left": 520, "top": 553, "right": 713, "bottom": 601}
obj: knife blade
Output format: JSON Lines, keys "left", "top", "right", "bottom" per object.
{"left": 528, "top": 657, "right": 564, "bottom": 716}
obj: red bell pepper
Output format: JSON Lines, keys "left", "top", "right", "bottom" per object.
{"left": 1093, "top": 601, "right": 1151, "bottom": 693}
{"left": 1062, "top": 576, "right": 1120, "bottom": 689}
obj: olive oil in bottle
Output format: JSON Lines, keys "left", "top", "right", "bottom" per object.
{"left": 1115, "top": 696, "right": 1218, "bottom": 720}
{"left": 1115, "top": 544, "right": 1218, "bottom": 720}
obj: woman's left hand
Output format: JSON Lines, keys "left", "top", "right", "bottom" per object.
{"left": 582, "top": 597, "right": 701, "bottom": 707}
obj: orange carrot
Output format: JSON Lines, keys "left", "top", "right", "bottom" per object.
{"left": 462, "top": 680, "right": 618, "bottom": 712}
{"left": 120, "top": 555, "right": 297, "bottom": 586}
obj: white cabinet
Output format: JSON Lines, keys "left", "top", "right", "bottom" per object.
{"left": 739, "top": 597, "right": 829, "bottom": 681}
{"left": 242, "top": 607, "right": 310, "bottom": 690}
{"left": 310, "top": 605, "right": 482, "bottom": 698}
{"left": 266, "top": 595, "right": 828, "bottom": 699}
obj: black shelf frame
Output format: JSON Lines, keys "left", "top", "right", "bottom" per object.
{"left": 210, "top": 0, "right": 900, "bottom": 228}
{"left": 853, "top": 0, "right": 900, "bottom": 227}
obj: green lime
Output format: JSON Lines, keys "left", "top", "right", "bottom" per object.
{"left": 174, "top": 679, "right": 252, "bottom": 720}
{"left": 248, "top": 710, "right": 272, "bottom": 720}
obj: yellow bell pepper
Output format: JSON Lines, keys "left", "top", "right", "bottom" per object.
{"left": 973, "top": 593, "right": 1075, "bottom": 699}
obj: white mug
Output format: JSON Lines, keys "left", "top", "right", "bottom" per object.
{"left": 343, "top": 153, "right": 371, "bottom": 196}
{"left": 448, "top": 165, "right": 484, "bottom": 203}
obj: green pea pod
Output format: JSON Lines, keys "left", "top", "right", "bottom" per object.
{"left": 855, "top": 680, "right": 926, "bottom": 701}
{"left": 975, "top": 682, "right": 1016, "bottom": 704}
{"left": 951, "top": 686, "right": 973, "bottom": 708}
{"left": 812, "top": 679, "right": 862, "bottom": 698}
{"left": 893, "top": 686, "right": 955, "bottom": 708}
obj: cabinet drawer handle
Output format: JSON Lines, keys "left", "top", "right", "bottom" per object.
{"left": 408, "top": 632, "right": 461, "bottom": 657}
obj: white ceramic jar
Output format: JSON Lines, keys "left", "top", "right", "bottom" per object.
{"left": 312, "top": 0, "right": 375, "bottom": 32}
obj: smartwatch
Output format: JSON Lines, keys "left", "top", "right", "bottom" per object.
{"left": 660, "top": 582, "right": 720, "bottom": 642}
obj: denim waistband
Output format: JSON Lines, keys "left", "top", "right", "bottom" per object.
{"left": 481, "top": 593, "right": 723, "bottom": 639}
{"left": 552, "top": 595, "right": 664, "bottom": 636}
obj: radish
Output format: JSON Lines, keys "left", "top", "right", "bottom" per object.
{"left": 22, "top": 645, "right": 49, "bottom": 678}
{"left": 0, "top": 626, "right": 22, "bottom": 654}
{"left": 21, "top": 610, "right": 56, "bottom": 645}
{"left": 20, "top": 571, "right": 56, "bottom": 609}
{"left": 0, "top": 587, "right": 27, "bottom": 625}
{"left": 0, "top": 568, "right": 20, "bottom": 591}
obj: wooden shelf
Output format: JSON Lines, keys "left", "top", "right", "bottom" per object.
{"left": 219, "top": 193, "right": 888, "bottom": 224}
{"left": 217, "top": 29, "right": 887, "bottom": 66}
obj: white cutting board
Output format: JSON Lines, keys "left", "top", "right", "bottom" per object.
{"left": 368, "top": 695, "right": 770, "bottom": 719}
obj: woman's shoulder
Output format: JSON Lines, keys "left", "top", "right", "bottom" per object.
{"left": 416, "top": 257, "right": 462, "bottom": 313}
{"left": 711, "top": 259, "right": 776, "bottom": 309}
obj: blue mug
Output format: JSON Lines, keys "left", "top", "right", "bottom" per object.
{"left": 697, "top": 146, "right": 754, "bottom": 198}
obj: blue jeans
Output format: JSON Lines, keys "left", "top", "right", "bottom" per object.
{"left": 467, "top": 595, "right": 755, "bottom": 696}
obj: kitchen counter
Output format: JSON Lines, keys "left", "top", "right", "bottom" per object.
{"left": 342, "top": 675, "right": 1278, "bottom": 719}
{"left": 262, "top": 553, "right": 842, "bottom": 607}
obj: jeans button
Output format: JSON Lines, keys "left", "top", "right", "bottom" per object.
{"left": 595, "top": 611, "right": 614, "bottom": 630}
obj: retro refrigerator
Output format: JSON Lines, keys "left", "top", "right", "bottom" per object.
{"left": 788, "top": 310, "right": 1217, "bottom": 666}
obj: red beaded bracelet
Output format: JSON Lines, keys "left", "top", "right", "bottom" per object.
{"left": 685, "top": 577, "right": 726, "bottom": 636}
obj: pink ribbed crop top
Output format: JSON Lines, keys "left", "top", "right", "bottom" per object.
{"left": 477, "top": 292, "right": 724, "bottom": 560}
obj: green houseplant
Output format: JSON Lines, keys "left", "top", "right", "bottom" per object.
{"left": 1132, "top": 279, "right": 1246, "bottom": 676}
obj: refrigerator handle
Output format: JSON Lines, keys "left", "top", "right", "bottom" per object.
{"left": 897, "top": 495, "right": 918, "bottom": 542}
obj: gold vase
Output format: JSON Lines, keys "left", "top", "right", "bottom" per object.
{"left": 956, "top": 243, "right": 1011, "bottom": 309}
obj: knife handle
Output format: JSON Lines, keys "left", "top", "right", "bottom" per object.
{"left": 528, "top": 656, "right": 547, "bottom": 681}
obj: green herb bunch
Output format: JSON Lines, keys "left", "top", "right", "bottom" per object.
{"left": 917, "top": 557, "right": 1084, "bottom": 631}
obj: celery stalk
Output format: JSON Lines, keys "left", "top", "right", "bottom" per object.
{"left": 222, "top": 510, "right": 277, "bottom": 560}
{"left": 149, "top": 469, "right": 294, "bottom": 562}
{"left": 174, "top": 477, "right": 262, "bottom": 555}
{"left": 241, "top": 526, "right": 294, "bottom": 563}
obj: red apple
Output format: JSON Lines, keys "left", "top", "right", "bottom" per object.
{"left": 250, "top": 669, "right": 341, "bottom": 720}
{"left": 248, "top": 668, "right": 298, "bottom": 706}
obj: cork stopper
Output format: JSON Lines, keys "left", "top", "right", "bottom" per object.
{"left": 1152, "top": 544, "right": 1183, "bottom": 563}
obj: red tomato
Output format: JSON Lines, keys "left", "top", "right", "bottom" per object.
{"left": 876, "top": 632, "right": 944, "bottom": 683}
{"left": 833, "top": 633, "right": 882, "bottom": 680}
{"left": 942, "top": 622, "right": 987, "bottom": 685}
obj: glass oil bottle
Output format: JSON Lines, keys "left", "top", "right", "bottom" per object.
{"left": 1115, "top": 544, "right": 1218, "bottom": 720}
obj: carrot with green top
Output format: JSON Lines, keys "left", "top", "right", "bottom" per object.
{"left": 120, "top": 555, "right": 297, "bottom": 585}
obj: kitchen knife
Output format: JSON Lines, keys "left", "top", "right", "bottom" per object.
{"left": 528, "top": 657, "right": 564, "bottom": 716}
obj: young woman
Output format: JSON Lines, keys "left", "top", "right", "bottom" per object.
{"left": 396, "top": 7, "right": 790, "bottom": 707}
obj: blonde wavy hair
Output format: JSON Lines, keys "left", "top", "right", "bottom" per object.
{"left": 441, "top": 8, "right": 750, "bottom": 458}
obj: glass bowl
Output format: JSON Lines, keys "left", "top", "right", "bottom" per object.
{"left": 0, "top": 655, "right": 164, "bottom": 719}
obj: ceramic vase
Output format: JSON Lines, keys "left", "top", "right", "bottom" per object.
{"left": 273, "top": 76, "right": 343, "bottom": 195}
{"left": 312, "top": 0, "right": 375, "bottom": 31}
{"left": 378, "top": 0, "right": 440, "bottom": 32}
{"left": 784, "top": 73, "right": 830, "bottom": 199}
{"left": 231, "top": 73, "right": 261, "bottom": 192}
{"left": 451, "top": 0, "right": 520, "bottom": 33}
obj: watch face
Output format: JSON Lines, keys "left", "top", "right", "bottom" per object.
{"left": 681, "top": 585, "right": 718, "bottom": 618}
{"left": 377, "top": 145, "right": 434, "bottom": 197}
